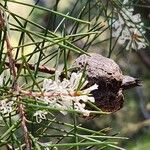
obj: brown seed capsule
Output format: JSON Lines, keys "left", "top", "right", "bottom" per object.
{"left": 73, "top": 53, "right": 140, "bottom": 112}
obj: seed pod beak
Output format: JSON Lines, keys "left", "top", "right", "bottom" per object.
{"left": 122, "top": 75, "right": 141, "bottom": 90}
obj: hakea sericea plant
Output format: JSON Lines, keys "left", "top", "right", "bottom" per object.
{"left": 0, "top": 4, "right": 100, "bottom": 149}
{"left": 0, "top": 0, "right": 147, "bottom": 149}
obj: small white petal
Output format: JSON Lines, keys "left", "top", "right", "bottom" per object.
{"left": 70, "top": 72, "right": 78, "bottom": 87}
{"left": 126, "top": 40, "right": 132, "bottom": 50}
{"left": 55, "top": 70, "right": 61, "bottom": 83}
{"left": 82, "top": 110, "right": 91, "bottom": 116}
{"left": 60, "top": 79, "right": 70, "bottom": 89}
{"left": 132, "top": 14, "right": 141, "bottom": 23}
{"left": 0, "top": 75, "right": 3, "bottom": 87}
{"left": 140, "top": 22, "right": 144, "bottom": 26}
{"left": 87, "top": 97, "right": 95, "bottom": 103}
{"left": 70, "top": 72, "right": 81, "bottom": 90}
{"left": 34, "top": 110, "right": 48, "bottom": 123}
{"left": 118, "top": 14, "right": 124, "bottom": 25}
{"left": 74, "top": 102, "right": 90, "bottom": 116}
{"left": 123, "top": 0, "right": 128, "bottom": 4}
{"left": 131, "top": 41, "right": 137, "bottom": 50}
{"left": 0, "top": 99, "right": 14, "bottom": 114}
{"left": 43, "top": 79, "right": 58, "bottom": 91}
{"left": 137, "top": 42, "right": 146, "bottom": 49}
{"left": 111, "top": 20, "right": 120, "bottom": 29}
{"left": 82, "top": 84, "right": 98, "bottom": 94}
{"left": 118, "top": 36, "right": 127, "bottom": 44}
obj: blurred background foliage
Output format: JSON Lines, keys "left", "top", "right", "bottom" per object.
{"left": 0, "top": 0, "right": 150, "bottom": 149}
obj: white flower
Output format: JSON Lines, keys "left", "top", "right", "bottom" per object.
{"left": 0, "top": 99, "right": 13, "bottom": 114}
{"left": 132, "top": 14, "right": 141, "bottom": 23}
{"left": 42, "top": 72, "right": 88, "bottom": 94}
{"left": 74, "top": 102, "right": 91, "bottom": 116}
{"left": 43, "top": 79, "right": 58, "bottom": 92}
{"left": 82, "top": 84, "right": 98, "bottom": 94}
{"left": 56, "top": 96, "right": 73, "bottom": 115}
{"left": 40, "top": 72, "right": 98, "bottom": 116}
{"left": 121, "top": 8, "right": 134, "bottom": 21}
{"left": 59, "top": 78, "right": 70, "bottom": 89}
{"left": 126, "top": 28, "right": 146, "bottom": 50}
{"left": 34, "top": 110, "right": 48, "bottom": 123}
{"left": 117, "top": 27, "right": 130, "bottom": 44}
{"left": 69, "top": 72, "right": 88, "bottom": 91}
{"left": 43, "top": 78, "right": 68, "bottom": 94}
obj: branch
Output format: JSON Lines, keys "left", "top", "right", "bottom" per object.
{"left": 122, "top": 119, "right": 150, "bottom": 136}
{"left": 18, "top": 103, "right": 31, "bottom": 150}
{"left": 20, "top": 89, "right": 77, "bottom": 97}
{"left": 5, "top": 35, "right": 18, "bottom": 90}
{"left": 5, "top": 62, "right": 56, "bottom": 74}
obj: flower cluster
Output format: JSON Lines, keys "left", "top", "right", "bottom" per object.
{"left": 0, "top": 99, "right": 14, "bottom": 115}
{"left": 33, "top": 110, "right": 48, "bottom": 123}
{"left": 34, "top": 72, "right": 98, "bottom": 122}
{"left": 0, "top": 75, "right": 15, "bottom": 115}
{"left": 111, "top": 0, "right": 146, "bottom": 50}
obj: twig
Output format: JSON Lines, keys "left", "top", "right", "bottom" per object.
{"left": 5, "top": 62, "right": 56, "bottom": 74}
{"left": 18, "top": 103, "right": 31, "bottom": 150}
{"left": 20, "top": 89, "right": 79, "bottom": 97}
{"left": 5, "top": 35, "right": 18, "bottom": 90}
{"left": 0, "top": 6, "right": 18, "bottom": 90}
{"left": 122, "top": 119, "right": 150, "bottom": 135}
